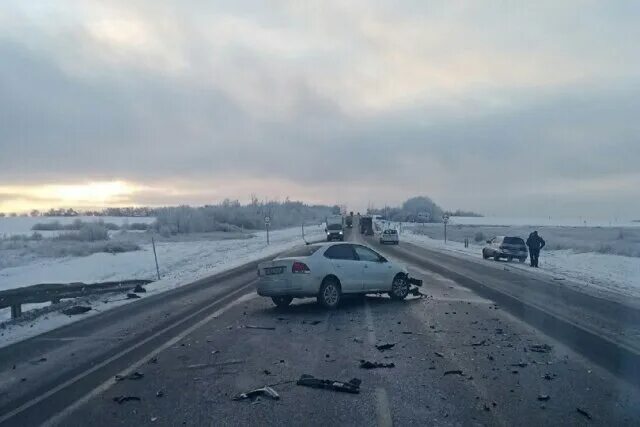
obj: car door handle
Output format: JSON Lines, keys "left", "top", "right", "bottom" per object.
{"left": 364, "top": 265, "right": 368, "bottom": 268}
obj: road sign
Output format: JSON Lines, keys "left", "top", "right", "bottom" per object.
{"left": 442, "top": 213, "right": 450, "bottom": 223}
{"left": 264, "top": 216, "right": 270, "bottom": 225}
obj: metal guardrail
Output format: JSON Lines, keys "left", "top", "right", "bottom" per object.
{"left": 0, "top": 279, "right": 153, "bottom": 319}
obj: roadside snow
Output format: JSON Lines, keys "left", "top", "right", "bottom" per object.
{"left": 0, "top": 225, "right": 324, "bottom": 347}
{"left": 445, "top": 216, "right": 640, "bottom": 228}
{"left": 400, "top": 229, "right": 640, "bottom": 304}
{"left": 0, "top": 216, "right": 155, "bottom": 238}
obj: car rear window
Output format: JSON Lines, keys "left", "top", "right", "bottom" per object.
{"left": 383, "top": 229, "right": 397, "bottom": 234}
{"left": 323, "top": 244, "right": 355, "bottom": 260}
{"left": 279, "top": 245, "right": 321, "bottom": 258}
{"left": 503, "top": 237, "right": 525, "bottom": 245}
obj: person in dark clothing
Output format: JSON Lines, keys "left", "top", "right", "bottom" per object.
{"left": 526, "top": 231, "right": 546, "bottom": 267}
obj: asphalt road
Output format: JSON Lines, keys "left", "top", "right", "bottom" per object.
{"left": 1, "top": 228, "right": 639, "bottom": 426}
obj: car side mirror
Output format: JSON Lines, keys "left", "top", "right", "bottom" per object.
{"left": 379, "top": 257, "right": 387, "bottom": 263}
{"left": 486, "top": 240, "right": 491, "bottom": 244}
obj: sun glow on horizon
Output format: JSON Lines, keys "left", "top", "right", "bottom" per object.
{"left": 0, "top": 181, "right": 143, "bottom": 213}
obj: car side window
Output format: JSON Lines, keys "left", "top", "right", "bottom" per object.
{"left": 323, "top": 244, "right": 356, "bottom": 260}
{"left": 354, "top": 246, "right": 382, "bottom": 262}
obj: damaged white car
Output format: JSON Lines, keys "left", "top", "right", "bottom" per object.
{"left": 256, "top": 242, "right": 422, "bottom": 308}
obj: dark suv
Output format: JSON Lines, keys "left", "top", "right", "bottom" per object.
{"left": 482, "top": 236, "right": 527, "bottom": 262}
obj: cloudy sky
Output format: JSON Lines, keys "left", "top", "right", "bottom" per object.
{"left": 1, "top": 1, "right": 639, "bottom": 217}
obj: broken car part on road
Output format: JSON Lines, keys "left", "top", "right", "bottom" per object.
{"left": 296, "top": 374, "right": 361, "bottom": 394}
{"left": 233, "top": 386, "right": 280, "bottom": 401}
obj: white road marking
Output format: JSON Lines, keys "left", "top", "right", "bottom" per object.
{"left": 375, "top": 387, "right": 393, "bottom": 427}
{"left": 0, "top": 282, "right": 256, "bottom": 426}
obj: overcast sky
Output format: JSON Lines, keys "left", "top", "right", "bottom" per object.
{"left": 1, "top": 1, "right": 639, "bottom": 217}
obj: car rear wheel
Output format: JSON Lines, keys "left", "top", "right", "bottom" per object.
{"left": 271, "top": 296, "right": 293, "bottom": 308}
{"left": 493, "top": 253, "right": 500, "bottom": 261}
{"left": 482, "top": 250, "right": 489, "bottom": 259}
{"left": 389, "top": 274, "right": 409, "bottom": 300}
{"left": 507, "top": 256, "right": 513, "bottom": 262}
{"left": 518, "top": 257, "right": 526, "bottom": 263}
{"left": 318, "top": 278, "right": 341, "bottom": 308}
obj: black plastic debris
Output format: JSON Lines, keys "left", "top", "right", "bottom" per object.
{"left": 126, "top": 293, "right": 141, "bottom": 299}
{"left": 133, "top": 284, "right": 146, "bottom": 293}
{"left": 62, "top": 305, "right": 91, "bottom": 315}
{"left": 113, "top": 396, "right": 141, "bottom": 404}
{"left": 402, "top": 331, "right": 413, "bottom": 335}
{"left": 263, "top": 369, "right": 272, "bottom": 375}
{"left": 360, "top": 360, "right": 395, "bottom": 369}
{"left": 444, "top": 370, "right": 463, "bottom": 376}
{"left": 302, "top": 320, "right": 322, "bottom": 325}
{"left": 537, "top": 394, "right": 550, "bottom": 401}
{"left": 511, "top": 362, "right": 528, "bottom": 368}
{"left": 244, "top": 325, "right": 276, "bottom": 330}
{"left": 156, "top": 390, "right": 164, "bottom": 398}
{"left": 529, "top": 344, "right": 552, "bottom": 353}
{"left": 115, "top": 371, "right": 144, "bottom": 381}
{"left": 434, "top": 352, "right": 444, "bottom": 358}
{"left": 376, "top": 343, "right": 395, "bottom": 351}
{"left": 542, "top": 373, "right": 556, "bottom": 381}
{"left": 296, "top": 374, "right": 361, "bottom": 394}
{"left": 148, "top": 356, "right": 158, "bottom": 364}
{"left": 576, "top": 408, "right": 592, "bottom": 419}
{"left": 233, "top": 386, "right": 280, "bottom": 401}
{"left": 471, "top": 340, "right": 486, "bottom": 347}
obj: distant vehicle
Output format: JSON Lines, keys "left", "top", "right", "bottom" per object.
{"left": 325, "top": 215, "right": 344, "bottom": 241}
{"left": 345, "top": 215, "right": 353, "bottom": 228}
{"left": 256, "top": 243, "right": 421, "bottom": 308}
{"left": 380, "top": 229, "right": 399, "bottom": 245}
{"left": 482, "top": 236, "right": 527, "bottom": 262}
{"left": 359, "top": 216, "right": 373, "bottom": 235}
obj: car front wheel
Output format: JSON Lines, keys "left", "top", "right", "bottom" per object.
{"left": 271, "top": 296, "right": 293, "bottom": 308}
{"left": 389, "top": 274, "right": 409, "bottom": 300}
{"left": 318, "top": 278, "right": 341, "bottom": 308}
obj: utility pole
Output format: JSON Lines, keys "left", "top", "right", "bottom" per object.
{"left": 442, "top": 213, "right": 450, "bottom": 244}
{"left": 151, "top": 236, "right": 161, "bottom": 280}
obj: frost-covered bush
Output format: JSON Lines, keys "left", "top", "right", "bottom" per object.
{"left": 474, "top": 232, "right": 485, "bottom": 242}
{"left": 55, "top": 223, "right": 109, "bottom": 241}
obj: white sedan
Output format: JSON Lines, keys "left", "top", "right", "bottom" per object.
{"left": 256, "top": 242, "right": 416, "bottom": 308}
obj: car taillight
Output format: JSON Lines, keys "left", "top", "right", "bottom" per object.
{"left": 292, "top": 261, "right": 310, "bottom": 274}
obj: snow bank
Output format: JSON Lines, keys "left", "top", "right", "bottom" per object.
{"left": 0, "top": 225, "right": 324, "bottom": 347}
{"left": 400, "top": 230, "right": 640, "bottom": 304}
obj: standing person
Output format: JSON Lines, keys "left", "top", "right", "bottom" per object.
{"left": 526, "top": 230, "right": 546, "bottom": 267}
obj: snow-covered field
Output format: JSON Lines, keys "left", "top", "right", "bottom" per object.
{"left": 0, "top": 215, "right": 155, "bottom": 237}
{"left": 445, "top": 216, "right": 640, "bottom": 228}
{"left": 0, "top": 225, "right": 324, "bottom": 347}
{"left": 375, "top": 220, "right": 640, "bottom": 305}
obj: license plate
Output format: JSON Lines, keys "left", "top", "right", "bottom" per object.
{"left": 264, "top": 267, "right": 285, "bottom": 275}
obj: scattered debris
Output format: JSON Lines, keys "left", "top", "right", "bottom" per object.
{"left": 487, "top": 355, "right": 494, "bottom": 361}
{"left": 511, "top": 362, "right": 528, "bottom": 368}
{"left": 30, "top": 357, "right": 47, "bottom": 365}
{"left": 529, "top": 344, "right": 552, "bottom": 353}
{"left": 444, "top": 370, "right": 463, "bottom": 376}
{"left": 542, "top": 373, "right": 556, "bottom": 381}
{"left": 126, "top": 293, "right": 141, "bottom": 299}
{"left": 353, "top": 337, "right": 363, "bottom": 343}
{"left": 375, "top": 343, "right": 395, "bottom": 351}
{"left": 576, "top": 407, "right": 592, "bottom": 420}
{"left": 360, "top": 360, "right": 395, "bottom": 369}
{"left": 233, "top": 386, "right": 280, "bottom": 401}
{"left": 263, "top": 370, "right": 272, "bottom": 375}
{"left": 62, "top": 305, "right": 91, "bottom": 316}
{"left": 434, "top": 352, "right": 444, "bottom": 358}
{"left": 402, "top": 331, "right": 413, "bottom": 335}
{"left": 115, "top": 372, "right": 144, "bottom": 381}
{"left": 151, "top": 417, "right": 157, "bottom": 422}
{"left": 302, "top": 320, "right": 322, "bottom": 325}
{"left": 471, "top": 340, "right": 486, "bottom": 347}
{"left": 537, "top": 394, "right": 550, "bottom": 401}
{"left": 244, "top": 325, "right": 276, "bottom": 330}
{"left": 113, "top": 396, "right": 141, "bottom": 404}
{"left": 156, "top": 390, "right": 164, "bottom": 398}
{"left": 553, "top": 277, "right": 566, "bottom": 281}
{"left": 148, "top": 356, "right": 158, "bottom": 364}
{"left": 495, "top": 328, "right": 504, "bottom": 335}
{"left": 133, "top": 284, "right": 147, "bottom": 293}
{"left": 296, "top": 374, "right": 361, "bottom": 394}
